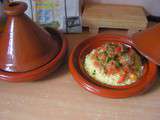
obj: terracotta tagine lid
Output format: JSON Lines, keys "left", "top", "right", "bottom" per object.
{"left": 0, "top": 2, "right": 59, "bottom": 72}
{"left": 132, "top": 23, "right": 160, "bottom": 65}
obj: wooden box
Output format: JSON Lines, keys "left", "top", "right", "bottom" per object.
{"left": 82, "top": 3, "right": 148, "bottom": 33}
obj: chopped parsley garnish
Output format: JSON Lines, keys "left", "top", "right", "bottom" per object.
{"left": 106, "top": 57, "right": 112, "bottom": 63}
{"left": 124, "top": 54, "right": 129, "bottom": 61}
{"left": 120, "top": 51, "right": 126, "bottom": 55}
{"left": 105, "top": 50, "right": 109, "bottom": 55}
{"left": 97, "top": 57, "right": 101, "bottom": 61}
{"left": 99, "top": 51, "right": 104, "bottom": 55}
{"left": 115, "top": 61, "right": 122, "bottom": 68}
{"left": 92, "top": 70, "right": 96, "bottom": 75}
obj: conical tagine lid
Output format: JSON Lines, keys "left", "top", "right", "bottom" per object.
{"left": 132, "top": 23, "right": 160, "bottom": 65}
{"left": 0, "top": 2, "right": 59, "bottom": 72}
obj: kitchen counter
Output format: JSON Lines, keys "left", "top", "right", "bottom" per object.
{"left": 0, "top": 29, "right": 160, "bottom": 120}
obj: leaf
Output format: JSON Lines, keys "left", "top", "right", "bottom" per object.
{"left": 115, "top": 61, "right": 121, "bottom": 68}
{"left": 92, "top": 70, "right": 96, "bottom": 75}
{"left": 106, "top": 57, "right": 112, "bottom": 63}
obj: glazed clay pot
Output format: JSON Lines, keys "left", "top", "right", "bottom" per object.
{"left": 69, "top": 23, "right": 160, "bottom": 98}
{"left": 69, "top": 34, "right": 157, "bottom": 98}
{"left": 0, "top": 27, "right": 67, "bottom": 82}
{"left": 0, "top": 2, "right": 68, "bottom": 82}
{"left": 0, "top": 2, "right": 59, "bottom": 72}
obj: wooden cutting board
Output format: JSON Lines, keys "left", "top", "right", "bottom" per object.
{"left": 82, "top": 3, "right": 148, "bottom": 33}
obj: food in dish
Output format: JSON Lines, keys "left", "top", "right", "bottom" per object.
{"left": 84, "top": 42, "right": 143, "bottom": 86}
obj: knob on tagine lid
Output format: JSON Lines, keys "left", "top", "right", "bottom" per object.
{"left": 0, "top": 2, "right": 59, "bottom": 72}
{"left": 132, "top": 23, "right": 160, "bottom": 65}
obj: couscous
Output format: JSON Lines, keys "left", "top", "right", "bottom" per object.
{"left": 84, "top": 42, "right": 143, "bottom": 86}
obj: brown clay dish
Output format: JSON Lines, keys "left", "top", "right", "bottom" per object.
{"left": 69, "top": 34, "right": 157, "bottom": 98}
{"left": 0, "top": 27, "right": 68, "bottom": 82}
{"left": 0, "top": 2, "right": 68, "bottom": 82}
{"left": 0, "top": 2, "right": 59, "bottom": 72}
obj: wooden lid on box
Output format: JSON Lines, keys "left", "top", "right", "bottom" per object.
{"left": 132, "top": 23, "right": 160, "bottom": 65}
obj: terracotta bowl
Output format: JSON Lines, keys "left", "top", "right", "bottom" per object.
{"left": 69, "top": 34, "right": 157, "bottom": 98}
{"left": 0, "top": 27, "right": 68, "bottom": 82}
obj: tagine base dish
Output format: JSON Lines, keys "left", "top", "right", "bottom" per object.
{"left": 69, "top": 34, "right": 157, "bottom": 98}
{"left": 0, "top": 27, "right": 67, "bottom": 82}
